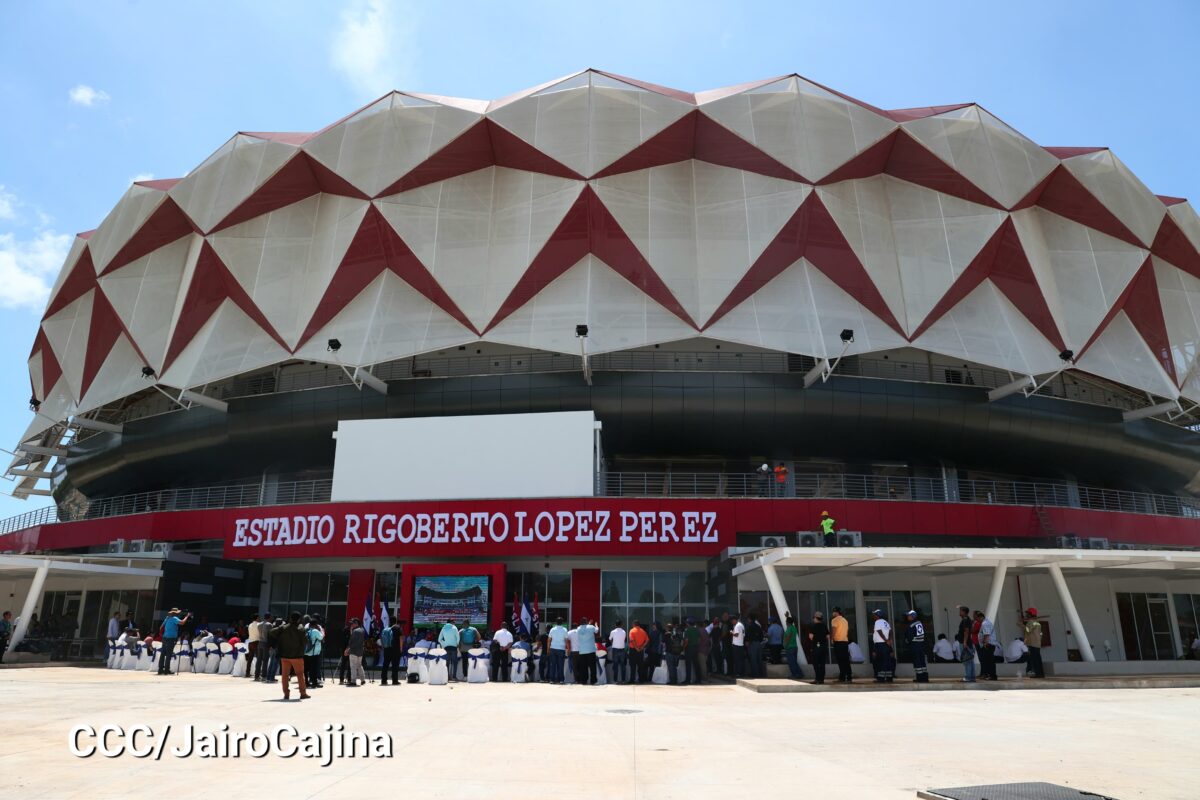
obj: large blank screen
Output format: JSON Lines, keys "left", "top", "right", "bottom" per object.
{"left": 330, "top": 411, "right": 596, "bottom": 501}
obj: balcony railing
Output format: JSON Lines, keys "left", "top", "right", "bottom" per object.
{"left": 4, "top": 471, "right": 1200, "bottom": 538}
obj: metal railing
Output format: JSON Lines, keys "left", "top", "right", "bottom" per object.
{"left": 5, "top": 471, "right": 1200, "bottom": 537}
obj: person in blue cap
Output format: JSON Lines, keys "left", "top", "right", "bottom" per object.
{"left": 904, "top": 610, "right": 928, "bottom": 683}
{"left": 870, "top": 609, "right": 894, "bottom": 683}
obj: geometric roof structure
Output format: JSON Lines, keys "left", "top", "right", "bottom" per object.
{"left": 27, "top": 70, "right": 1200, "bottom": 441}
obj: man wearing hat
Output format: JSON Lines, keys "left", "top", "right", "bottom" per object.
{"left": 870, "top": 609, "right": 894, "bottom": 683}
{"left": 820, "top": 511, "right": 836, "bottom": 547}
{"left": 157, "top": 607, "right": 191, "bottom": 675}
{"left": 904, "top": 610, "right": 928, "bottom": 683}
{"left": 1022, "top": 608, "right": 1045, "bottom": 678}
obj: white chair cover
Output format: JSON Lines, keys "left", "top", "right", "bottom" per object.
{"left": 405, "top": 648, "right": 426, "bottom": 683}
{"left": 595, "top": 649, "right": 607, "bottom": 685}
{"left": 138, "top": 640, "right": 155, "bottom": 671}
{"left": 651, "top": 662, "right": 669, "bottom": 684}
{"left": 230, "top": 642, "right": 248, "bottom": 677}
{"left": 120, "top": 638, "right": 140, "bottom": 670}
{"left": 204, "top": 642, "right": 221, "bottom": 674}
{"left": 466, "top": 647, "right": 490, "bottom": 683}
{"left": 177, "top": 640, "right": 194, "bottom": 673}
{"left": 217, "top": 642, "right": 234, "bottom": 674}
{"left": 111, "top": 635, "right": 128, "bottom": 670}
{"left": 168, "top": 641, "right": 184, "bottom": 674}
{"left": 106, "top": 639, "right": 119, "bottom": 669}
{"left": 511, "top": 649, "right": 530, "bottom": 683}
{"left": 676, "top": 660, "right": 688, "bottom": 684}
{"left": 192, "top": 639, "right": 209, "bottom": 673}
{"left": 151, "top": 640, "right": 163, "bottom": 672}
{"left": 426, "top": 648, "right": 449, "bottom": 685}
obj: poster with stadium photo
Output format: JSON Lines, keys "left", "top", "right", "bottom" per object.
{"left": 413, "top": 576, "right": 490, "bottom": 624}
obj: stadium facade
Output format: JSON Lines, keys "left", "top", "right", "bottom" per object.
{"left": 3, "top": 70, "right": 1200, "bottom": 672}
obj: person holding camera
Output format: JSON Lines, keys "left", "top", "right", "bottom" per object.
{"left": 157, "top": 607, "right": 191, "bottom": 675}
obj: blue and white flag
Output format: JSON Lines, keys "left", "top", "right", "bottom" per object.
{"left": 380, "top": 600, "right": 391, "bottom": 632}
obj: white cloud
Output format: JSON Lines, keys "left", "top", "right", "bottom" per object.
{"left": 0, "top": 230, "right": 72, "bottom": 311}
{"left": 130, "top": 173, "right": 154, "bottom": 185}
{"left": 330, "top": 0, "right": 418, "bottom": 97}
{"left": 0, "top": 186, "right": 16, "bottom": 221}
{"left": 68, "top": 84, "right": 111, "bottom": 107}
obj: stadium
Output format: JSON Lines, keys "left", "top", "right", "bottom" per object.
{"left": 3, "top": 69, "right": 1200, "bottom": 674}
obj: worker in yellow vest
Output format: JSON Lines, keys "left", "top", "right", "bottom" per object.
{"left": 820, "top": 511, "right": 836, "bottom": 547}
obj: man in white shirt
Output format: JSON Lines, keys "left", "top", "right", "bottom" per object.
{"left": 105, "top": 613, "right": 121, "bottom": 662}
{"left": 489, "top": 622, "right": 514, "bottom": 682}
{"left": 871, "top": 609, "right": 894, "bottom": 683}
{"left": 1005, "top": 637, "right": 1029, "bottom": 664}
{"left": 245, "top": 614, "right": 263, "bottom": 680}
{"left": 608, "top": 621, "right": 628, "bottom": 684}
{"left": 932, "top": 633, "right": 956, "bottom": 663}
{"left": 566, "top": 625, "right": 580, "bottom": 682}
{"left": 730, "top": 613, "right": 747, "bottom": 677}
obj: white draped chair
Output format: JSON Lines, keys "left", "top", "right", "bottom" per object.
{"left": 405, "top": 648, "right": 426, "bottom": 683}
{"left": 150, "top": 640, "right": 163, "bottom": 672}
{"left": 192, "top": 638, "right": 209, "bottom": 673}
{"left": 120, "top": 638, "right": 140, "bottom": 670}
{"left": 466, "top": 647, "right": 490, "bottom": 683}
{"left": 595, "top": 649, "right": 607, "bottom": 685}
{"left": 106, "top": 639, "right": 119, "bottom": 669}
{"left": 230, "top": 642, "right": 248, "bottom": 677}
{"left": 217, "top": 642, "right": 234, "bottom": 674}
{"left": 426, "top": 648, "right": 449, "bottom": 685}
{"left": 651, "top": 662, "right": 670, "bottom": 684}
{"left": 511, "top": 649, "right": 530, "bottom": 683}
{"left": 138, "top": 640, "right": 155, "bottom": 671}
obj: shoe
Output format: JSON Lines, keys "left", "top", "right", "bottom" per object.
{"left": 962, "top": 678, "right": 976, "bottom": 683}
{"left": 299, "top": 695, "right": 311, "bottom": 700}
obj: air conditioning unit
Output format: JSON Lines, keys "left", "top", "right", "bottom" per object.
{"left": 1055, "top": 535, "right": 1082, "bottom": 549}
{"left": 129, "top": 539, "right": 152, "bottom": 553}
{"left": 107, "top": 538, "right": 126, "bottom": 554}
{"left": 152, "top": 542, "right": 172, "bottom": 556}
{"left": 1085, "top": 537, "right": 1110, "bottom": 550}
{"left": 1113, "top": 542, "right": 1136, "bottom": 550}
{"left": 836, "top": 531, "right": 863, "bottom": 547}
{"left": 798, "top": 532, "right": 821, "bottom": 548}
{"left": 758, "top": 535, "right": 788, "bottom": 549}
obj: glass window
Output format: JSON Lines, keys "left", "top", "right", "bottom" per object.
{"left": 629, "top": 573, "right": 654, "bottom": 604}
{"left": 546, "top": 572, "right": 571, "bottom": 605}
{"left": 328, "top": 573, "right": 349, "bottom": 603}
{"left": 601, "top": 572, "right": 626, "bottom": 604}
{"left": 524, "top": 572, "right": 547, "bottom": 602}
{"left": 628, "top": 605, "right": 653, "bottom": 629}
{"left": 289, "top": 574, "right": 308, "bottom": 603}
{"left": 655, "top": 572, "right": 679, "bottom": 605}
{"left": 680, "top": 572, "right": 706, "bottom": 603}
{"left": 270, "top": 574, "right": 290, "bottom": 603}
{"left": 309, "top": 574, "right": 330, "bottom": 604}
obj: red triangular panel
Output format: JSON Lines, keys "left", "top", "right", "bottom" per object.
{"left": 31, "top": 330, "right": 63, "bottom": 401}
{"left": 886, "top": 131, "right": 1003, "bottom": 209}
{"left": 817, "top": 130, "right": 898, "bottom": 185}
{"left": 1043, "top": 146, "right": 1107, "bottom": 159}
{"left": 883, "top": 104, "right": 973, "bottom": 123}
{"left": 44, "top": 249, "right": 97, "bottom": 319}
{"left": 1029, "top": 166, "right": 1143, "bottom": 248}
{"left": 694, "top": 113, "right": 808, "bottom": 183}
{"left": 591, "top": 111, "right": 698, "bottom": 179}
{"left": 1076, "top": 258, "right": 1174, "bottom": 381}
{"left": 161, "top": 242, "right": 289, "bottom": 371}
{"left": 704, "top": 202, "right": 808, "bottom": 328}
{"left": 1158, "top": 195, "right": 1187, "bottom": 207}
{"left": 79, "top": 290, "right": 146, "bottom": 399}
{"left": 134, "top": 178, "right": 183, "bottom": 191}
{"left": 486, "top": 191, "right": 592, "bottom": 331}
{"left": 909, "top": 223, "right": 1005, "bottom": 340}
{"left": 1151, "top": 213, "right": 1200, "bottom": 279}
{"left": 101, "top": 198, "right": 198, "bottom": 276}
{"left": 486, "top": 119, "right": 586, "bottom": 180}
{"left": 377, "top": 121, "right": 495, "bottom": 196}
{"left": 209, "top": 153, "right": 371, "bottom": 233}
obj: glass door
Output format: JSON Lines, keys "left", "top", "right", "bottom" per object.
{"left": 863, "top": 595, "right": 893, "bottom": 649}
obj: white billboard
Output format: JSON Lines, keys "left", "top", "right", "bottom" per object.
{"left": 330, "top": 411, "right": 597, "bottom": 502}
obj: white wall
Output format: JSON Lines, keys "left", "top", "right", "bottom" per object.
{"left": 331, "top": 411, "right": 597, "bottom": 502}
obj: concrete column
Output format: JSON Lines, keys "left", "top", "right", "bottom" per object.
{"left": 762, "top": 563, "right": 806, "bottom": 665}
{"left": 1047, "top": 563, "right": 1095, "bottom": 662}
{"left": 8, "top": 560, "right": 50, "bottom": 652}
{"left": 853, "top": 577, "right": 869, "bottom": 655}
{"left": 984, "top": 561, "right": 1008, "bottom": 623}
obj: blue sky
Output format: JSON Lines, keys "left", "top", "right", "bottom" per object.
{"left": 0, "top": 0, "right": 1196, "bottom": 517}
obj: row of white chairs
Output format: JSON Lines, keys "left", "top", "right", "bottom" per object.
{"left": 105, "top": 636, "right": 250, "bottom": 675}
{"left": 402, "top": 647, "right": 682, "bottom": 685}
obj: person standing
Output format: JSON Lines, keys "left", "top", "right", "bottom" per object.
{"left": 379, "top": 619, "right": 402, "bottom": 686}
{"left": 805, "top": 611, "right": 828, "bottom": 684}
{"left": 575, "top": 617, "right": 598, "bottom": 685}
{"left": 106, "top": 612, "right": 121, "bottom": 662}
{"left": 272, "top": 612, "right": 311, "bottom": 700}
{"left": 756, "top": 463, "right": 771, "bottom": 497}
{"left": 773, "top": 462, "right": 789, "bottom": 497}
{"left": 438, "top": 620, "right": 460, "bottom": 681}
{"left": 345, "top": 618, "right": 366, "bottom": 687}
{"left": 547, "top": 618, "right": 568, "bottom": 684}
{"left": 663, "top": 623, "right": 682, "bottom": 685}
{"left": 957, "top": 606, "right": 976, "bottom": 683}
{"left": 870, "top": 609, "right": 894, "bottom": 683}
{"left": 458, "top": 620, "right": 480, "bottom": 680}
{"left": 975, "top": 611, "right": 997, "bottom": 680}
{"left": 0, "top": 610, "right": 11, "bottom": 663}
{"left": 730, "top": 613, "right": 747, "bottom": 677}
{"left": 766, "top": 617, "right": 784, "bottom": 664}
{"left": 1023, "top": 608, "right": 1045, "bottom": 678}
{"left": 682, "top": 617, "right": 701, "bottom": 685}
{"left": 490, "top": 621, "right": 514, "bottom": 682}
{"left": 697, "top": 620, "right": 711, "bottom": 684}
{"left": 245, "top": 614, "right": 263, "bottom": 680}
{"left": 608, "top": 619, "right": 627, "bottom": 685}
{"left": 566, "top": 623, "right": 580, "bottom": 683}
{"left": 745, "top": 614, "right": 765, "bottom": 677}
{"left": 305, "top": 617, "right": 325, "bottom": 688}
{"left": 253, "top": 614, "right": 273, "bottom": 681}
{"left": 783, "top": 613, "right": 803, "bottom": 680}
{"left": 820, "top": 511, "right": 837, "bottom": 547}
{"left": 830, "top": 607, "right": 852, "bottom": 682}
{"left": 157, "top": 608, "right": 190, "bottom": 675}
{"left": 905, "top": 610, "right": 928, "bottom": 683}
{"left": 628, "top": 620, "right": 649, "bottom": 683}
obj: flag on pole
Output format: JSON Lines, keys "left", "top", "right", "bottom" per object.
{"left": 511, "top": 593, "right": 524, "bottom": 635}
{"left": 530, "top": 592, "right": 540, "bottom": 635}
{"left": 519, "top": 596, "right": 533, "bottom": 637}
{"left": 363, "top": 598, "right": 373, "bottom": 633}
{"left": 380, "top": 600, "right": 391, "bottom": 632}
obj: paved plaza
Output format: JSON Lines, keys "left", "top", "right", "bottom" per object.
{"left": 0, "top": 666, "right": 1194, "bottom": 799}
